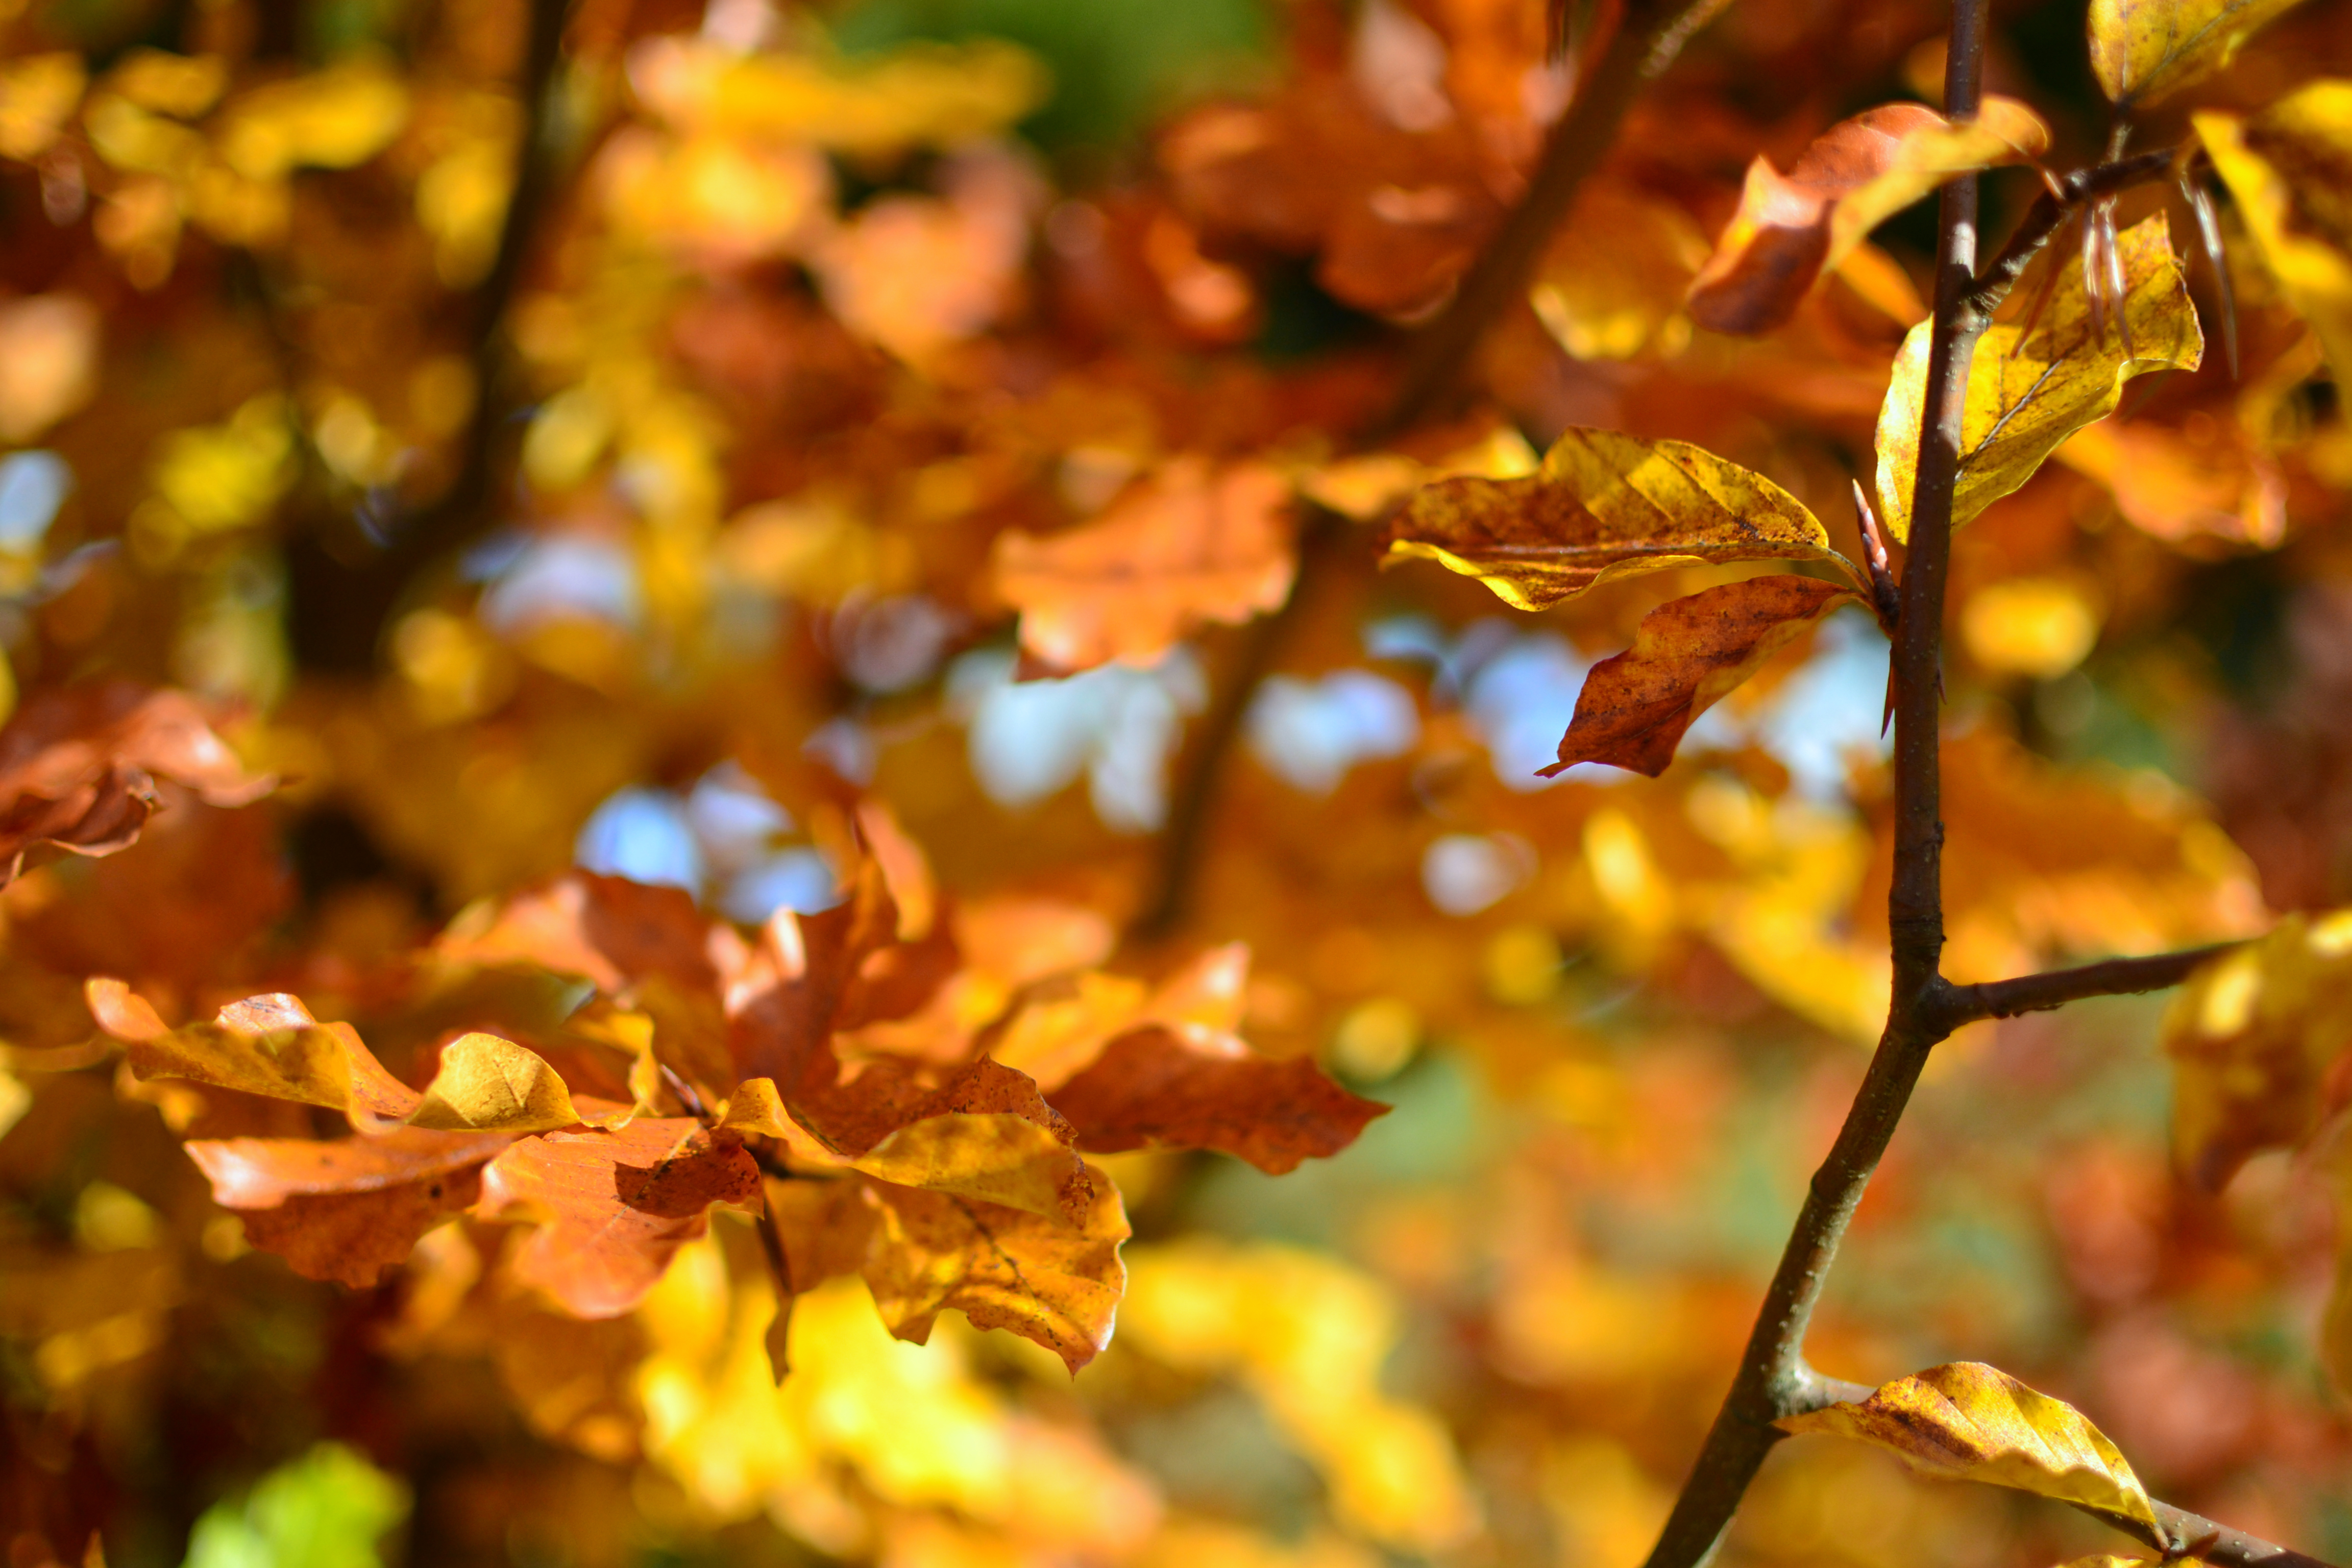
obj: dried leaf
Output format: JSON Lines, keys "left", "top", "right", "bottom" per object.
{"left": 1689, "top": 99, "right": 2049, "bottom": 335}
{"left": 1388, "top": 427, "right": 1860, "bottom": 611}
{"left": 1777, "top": 1361, "right": 2158, "bottom": 1526}
{"left": 861, "top": 1166, "right": 1129, "bottom": 1373}
{"left": 2162, "top": 913, "right": 2352, "bottom": 1190}
{"left": 1047, "top": 1026, "right": 1389, "bottom": 1174}
{"left": 2090, "top": 0, "right": 2309, "bottom": 109}
{"left": 2196, "top": 83, "right": 2352, "bottom": 386}
{"left": 1876, "top": 215, "right": 2202, "bottom": 542}
{"left": 235, "top": 1166, "right": 485, "bottom": 1289}
{"left": 184, "top": 1126, "right": 518, "bottom": 1207}
{"left": 1542, "top": 577, "right": 1862, "bottom": 778}
{"left": 992, "top": 458, "right": 1295, "bottom": 672}
{"left": 473, "top": 1118, "right": 761, "bottom": 1317}
{"left": 438, "top": 873, "right": 719, "bottom": 997}
{"left": 0, "top": 682, "right": 274, "bottom": 880}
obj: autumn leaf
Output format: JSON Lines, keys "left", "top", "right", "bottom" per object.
{"left": 473, "top": 1117, "right": 761, "bottom": 1318}
{"left": 0, "top": 682, "right": 274, "bottom": 880}
{"left": 437, "top": 872, "right": 720, "bottom": 997}
{"left": 861, "top": 1165, "right": 1129, "bottom": 1373}
{"left": 1048, "top": 1028, "right": 1388, "bottom": 1174}
{"left": 1688, "top": 99, "right": 2050, "bottom": 336}
{"left": 2090, "top": 0, "right": 2310, "bottom": 109}
{"left": 1541, "top": 577, "right": 1861, "bottom": 778}
{"left": 1533, "top": 179, "right": 1709, "bottom": 358}
{"left": 238, "top": 1168, "right": 487, "bottom": 1289}
{"left": 1875, "top": 214, "right": 2202, "bottom": 542}
{"left": 2196, "top": 82, "right": 2352, "bottom": 385}
{"left": 1387, "top": 427, "right": 1862, "bottom": 611}
{"left": 1777, "top": 1362, "right": 2158, "bottom": 1525}
{"left": 2161, "top": 913, "right": 2352, "bottom": 1190}
{"left": 185, "top": 1126, "right": 519, "bottom": 1207}
{"left": 991, "top": 457, "right": 1295, "bottom": 673}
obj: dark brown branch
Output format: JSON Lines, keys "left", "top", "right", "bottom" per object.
{"left": 1965, "top": 146, "right": 2175, "bottom": 320}
{"left": 1937, "top": 942, "right": 2239, "bottom": 1026}
{"left": 1375, "top": 0, "right": 1732, "bottom": 437}
{"left": 2077, "top": 1500, "right": 2336, "bottom": 1568}
{"left": 1639, "top": 3, "right": 1991, "bottom": 1559}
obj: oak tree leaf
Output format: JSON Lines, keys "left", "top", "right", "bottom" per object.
{"left": 0, "top": 681, "right": 274, "bottom": 881}
{"left": 1875, "top": 214, "right": 2202, "bottom": 542}
{"left": 2196, "top": 83, "right": 2352, "bottom": 386}
{"left": 473, "top": 1117, "right": 761, "bottom": 1317}
{"left": 1541, "top": 577, "right": 1862, "bottom": 778}
{"left": 1388, "top": 427, "right": 1862, "bottom": 611}
{"left": 1689, "top": 99, "right": 2050, "bottom": 335}
{"left": 861, "top": 1164, "right": 1129, "bottom": 1373}
{"left": 1777, "top": 1361, "right": 2158, "bottom": 1526}
{"left": 1047, "top": 1026, "right": 1389, "bottom": 1174}
{"left": 2091, "top": 0, "right": 2309, "bottom": 109}
{"left": 991, "top": 457, "right": 1295, "bottom": 673}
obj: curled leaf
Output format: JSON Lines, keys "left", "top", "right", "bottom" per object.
{"left": 1388, "top": 427, "right": 1860, "bottom": 611}
{"left": 1048, "top": 1027, "right": 1389, "bottom": 1174}
{"left": 1876, "top": 215, "right": 2202, "bottom": 542}
{"left": 992, "top": 458, "right": 1295, "bottom": 673}
{"left": 474, "top": 1117, "right": 762, "bottom": 1318}
{"left": 1542, "top": 577, "right": 1862, "bottom": 778}
{"left": 2196, "top": 83, "right": 2352, "bottom": 386}
{"left": 1690, "top": 99, "right": 2049, "bottom": 335}
{"left": 0, "top": 682, "right": 274, "bottom": 881}
{"left": 411, "top": 1032, "right": 589, "bottom": 1134}
{"left": 862, "top": 1165, "right": 1130, "bottom": 1373}
{"left": 1777, "top": 1361, "right": 2157, "bottom": 1526}
{"left": 2090, "top": 0, "right": 2309, "bottom": 110}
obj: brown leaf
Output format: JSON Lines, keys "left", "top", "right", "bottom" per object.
{"left": 992, "top": 457, "right": 1295, "bottom": 673}
{"left": 438, "top": 873, "right": 720, "bottom": 997}
{"left": 1542, "top": 577, "right": 1861, "bottom": 778}
{"left": 473, "top": 1117, "right": 761, "bottom": 1317}
{"left": 861, "top": 1164, "right": 1129, "bottom": 1373}
{"left": 1047, "top": 1026, "right": 1388, "bottom": 1174}
{"left": 0, "top": 681, "right": 274, "bottom": 881}
{"left": 185, "top": 1125, "right": 518, "bottom": 1207}
{"left": 1688, "top": 100, "right": 2048, "bottom": 335}
{"left": 236, "top": 1166, "right": 484, "bottom": 1289}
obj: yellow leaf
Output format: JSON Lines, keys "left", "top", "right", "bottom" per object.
{"left": 1533, "top": 178, "right": 1709, "bottom": 358}
{"left": 2197, "top": 83, "right": 2352, "bottom": 386}
{"left": 0, "top": 53, "right": 86, "bottom": 161}
{"left": 2162, "top": 912, "right": 2352, "bottom": 1189}
{"left": 1960, "top": 576, "right": 2104, "bottom": 678}
{"left": 2090, "top": 0, "right": 2309, "bottom": 109}
{"left": 852, "top": 1111, "right": 1092, "bottom": 1223}
{"left": 111, "top": 993, "right": 427, "bottom": 1131}
{"left": 1776, "top": 1361, "right": 2158, "bottom": 1526}
{"left": 409, "top": 1032, "right": 584, "bottom": 1134}
{"left": 1545, "top": 577, "right": 1860, "bottom": 778}
{"left": 1388, "top": 427, "right": 1861, "bottom": 611}
{"left": 215, "top": 55, "right": 409, "bottom": 182}
{"left": 1690, "top": 98, "right": 2049, "bottom": 335}
{"left": 1875, "top": 214, "right": 2202, "bottom": 542}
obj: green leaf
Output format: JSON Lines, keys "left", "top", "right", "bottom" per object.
{"left": 182, "top": 1443, "right": 409, "bottom": 1568}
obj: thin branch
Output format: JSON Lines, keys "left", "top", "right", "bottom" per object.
{"left": 1639, "top": 1, "right": 1991, "bottom": 1558}
{"left": 1966, "top": 146, "right": 2175, "bottom": 320}
{"left": 1375, "top": 0, "right": 1733, "bottom": 437}
{"left": 2077, "top": 1500, "right": 2337, "bottom": 1568}
{"left": 1937, "top": 942, "right": 2239, "bottom": 1027}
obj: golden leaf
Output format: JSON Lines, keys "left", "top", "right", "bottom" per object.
{"left": 1777, "top": 1362, "right": 2158, "bottom": 1525}
{"left": 2090, "top": 0, "right": 2309, "bottom": 109}
{"left": 0, "top": 53, "right": 86, "bottom": 162}
{"left": 1388, "top": 427, "right": 1861, "bottom": 611}
{"left": 1690, "top": 98, "right": 2049, "bottom": 335}
{"left": 1876, "top": 214, "right": 2202, "bottom": 542}
{"left": 1533, "top": 178, "right": 1709, "bottom": 357}
{"left": 1544, "top": 577, "right": 1860, "bottom": 778}
{"left": 2196, "top": 82, "right": 2352, "bottom": 385}
{"left": 410, "top": 1032, "right": 586, "bottom": 1134}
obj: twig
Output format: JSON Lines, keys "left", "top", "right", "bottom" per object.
{"left": 1936, "top": 942, "right": 2240, "bottom": 1026}
{"left": 2079, "top": 1501, "right": 2337, "bottom": 1568}
{"left": 1374, "top": 0, "right": 1734, "bottom": 437}
{"left": 1966, "top": 146, "right": 2175, "bottom": 320}
{"left": 1639, "top": 2, "right": 1992, "bottom": 1558}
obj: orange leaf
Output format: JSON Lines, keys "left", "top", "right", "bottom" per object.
{"left": 1688, "top": 99, "right": 2048, "bottom": 335}
{"left": 1047, "top": 1026, "right": 1388, "bottom": 1174}
{"left": 185, "top": 1125, "right": 519, "bottom": 1207}
{"left": 473, "top": 1117, "right": 761, "bottom": 1317}
{"left": 0, "top": 681, "right": 274, "bottom": 881}
{"left": 438, "top": 873, "right": 719, "bottom": 997}
{"left": 236, "top": 1166, "right": 487, "bottom": 1289}
{"left": 1541, "top": 577, "right": 1861, "bottom": 778}
{"left": 992, "top": 458, "right": 1295, "bottom": 673}
{"left": 862, "top": 1165, "right": 1129, "bottom": 1373}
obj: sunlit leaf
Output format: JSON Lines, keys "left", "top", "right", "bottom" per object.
{"left": 2196, "top": 82, "right": 2352, "bottom": 386}
{"left": 1689, "top": 98, "right": 2049, "bottom": 335}
{"left": 1777, "top": 1361, "right": 2158, "bottom": 1525}
{"left": 1543, "top": 577, "right": 1861, "bottom": 778}
{"left": 2090, "top": 0, "right": 2310, "bottom": 108}
{"left": 1387, "top": 427, "right": 1861, "bottom": 611}
{"left": 1875, "top": 214, "right": 2202, "bottom": 542}
{"left": 1047, "top": 1027, "right": 1389, "bottom": 1173}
